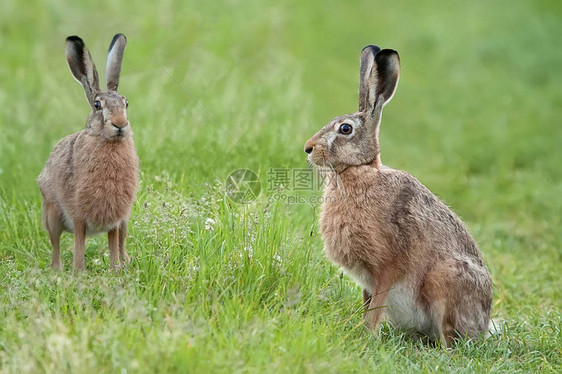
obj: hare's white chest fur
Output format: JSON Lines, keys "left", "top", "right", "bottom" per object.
{"left": 386, "top": 282, "right": 434, "bottom": 335}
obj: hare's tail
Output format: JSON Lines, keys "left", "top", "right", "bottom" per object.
{"left": 486, "top": 318, "right": 505, "bottom": 338}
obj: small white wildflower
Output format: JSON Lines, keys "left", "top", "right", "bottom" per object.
{"left": 243, "top": 246, "right": 253, "bottom": 259}
{"left": 273, "top": 255, "right": 282, "bottom": 264}
{"left": 205, "top": 218, "right": 216, "bottom": 231}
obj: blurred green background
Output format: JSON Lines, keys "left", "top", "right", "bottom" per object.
{"left": 1, "top": 0, "right": 561, "bottom": 372}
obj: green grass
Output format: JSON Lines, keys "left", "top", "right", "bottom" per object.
{"left": 1, "top": 0, "right": 561, "bottom": 372}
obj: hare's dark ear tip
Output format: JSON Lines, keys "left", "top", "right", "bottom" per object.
{"left": 379, "top": 48, "right": 399, "bottom": 56}
{"left": 376, "top": 49, "right": 401, "bottom": 64}
{"left": 66, "top": 35, "right": 84, "bottom": 46}
{"left": 109, "top": 33, "right": 127, "bottom": 51}
{"left": 362, "top": 45, "right": 381, "bottom": 54}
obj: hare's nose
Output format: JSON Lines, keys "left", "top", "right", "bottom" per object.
{"left": 112, "top": 120, "right": 128, "bottom": 129}
{"left": 304, "top": 139, "right": 316, "bottom": 154}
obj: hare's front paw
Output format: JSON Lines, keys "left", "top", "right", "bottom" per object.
{"left": 50, "top": 260, "right": 63, "bottom": 271}
{"left": 120, "top": 251, "right": 130, "bottom": 265}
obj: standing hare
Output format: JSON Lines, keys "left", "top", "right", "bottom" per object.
{"left": 37, "top": 34, "right": 138, "bottom": 271}
{"left": 304, "top": 45, "right": 493, "bottom": 346}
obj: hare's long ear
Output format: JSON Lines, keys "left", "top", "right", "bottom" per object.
{"left": 106, "top": 34, "right": 127, "bottom": 91}
{"left": 358, "top": 45, "right": 400, "bottom": 115}
{"left": 65, "top": 36, "right": 100, "bottom": 107}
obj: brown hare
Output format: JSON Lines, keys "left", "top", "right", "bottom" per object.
{"left": 304, "top": 45, "right": 493, "bottom": 346}
{"left": 37, "top": 34, "right": 138, "bottom": 271}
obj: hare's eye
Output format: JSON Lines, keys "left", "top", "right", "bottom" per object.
{"left": 94, "top": 100, "right": 102, "bottom": 110}
{"left": 339, "top": 123, "right": 353, "bottom": 135}
{"left": 125, "top": 99, "right": 129, "bottom": 109}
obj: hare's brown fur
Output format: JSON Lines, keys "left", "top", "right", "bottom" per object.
{"left": 38, "top": 132, "right": 137, "bottom": 232}
{"left": 305, "top": 46, "right": 492, "bottom": 346}
{"left": 37, "top": 34, "right": 138, "bottom": 271}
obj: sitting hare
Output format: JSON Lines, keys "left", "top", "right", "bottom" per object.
{"left": 304, "top": 45, "right": 493, "bottom": 346}
{"left": 37, "top": 34, "right": 138, "bottom": 271}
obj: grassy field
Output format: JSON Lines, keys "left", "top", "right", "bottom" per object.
{"left": 1, "top": 0, "right": 561, "bottom": 372}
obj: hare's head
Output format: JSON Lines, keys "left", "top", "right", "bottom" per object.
{"left": 304, "top": 45, "right": 400, "bottom": 170}
{"left": 65, "top": 34, "right": 131, "bottom": 141}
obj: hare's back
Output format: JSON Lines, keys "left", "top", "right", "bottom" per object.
{"left": 379, "top": 167, "right": 482, "bottom": 260}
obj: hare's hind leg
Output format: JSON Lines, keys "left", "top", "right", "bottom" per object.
{"left": 422, "top": 260, "right": 492, "bottom": 347}
{"left": 118, "top": 220, "right": 130, "bottom": 264}
{"left": 428, "top": 298, "right": 456, "bottom": 348}
{"left": 419, "top": 264, "right": 457, "bottom": 347}
{"left": 45, "top": 202, "right": 63, "bottom": 270}
{"left": 430, "top": 292, "right": 488, "bottom": 347}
